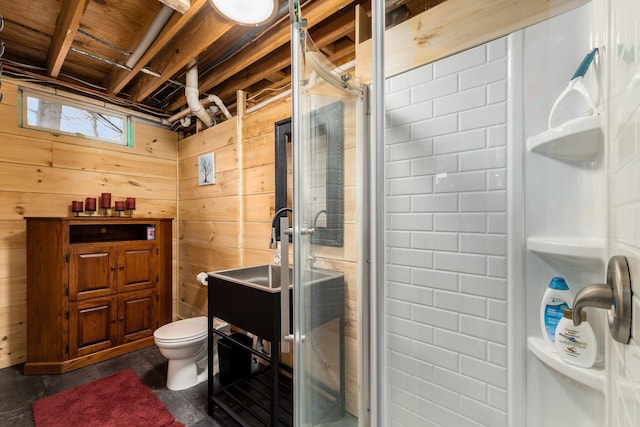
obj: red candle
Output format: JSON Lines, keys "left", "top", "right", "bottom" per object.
{"left": 71, "top": 201, "right": 83, "bottom": 212}
{"left": 114, "top": 201, "right": 125, "bottom": 211}
{"left": 126, "top": 197, "right": 136, "bottom": 210}
{"left": 100, "top": 192, "right": 111, "bottom": 209}
{"left": 85, "top": 197, "right": 97, "bottom": 211}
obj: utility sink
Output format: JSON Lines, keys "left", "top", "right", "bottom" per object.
{"left": 208, "top": 264, "right": 341, "bottom": 291}
{"left": 208, "top": 264, "right": 344, "bottom": 342}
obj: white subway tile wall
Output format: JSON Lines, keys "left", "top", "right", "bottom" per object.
{"left": 608, "top": 0, "right": 640, "bottom": 425}
{"left": 385, "top": 38, "right": 509, "bottom": 426}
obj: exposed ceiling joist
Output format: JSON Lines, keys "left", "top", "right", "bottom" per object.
{"left": 158, "top": 0, "right": 191, "bottom": 14}
{"left": 166, "top": 0, "right": 355, "bottom": 111}
{"left": 167, "top": 0, "right": 359, "bottom": 112}
{"left": 46, "top": 0, "right": 87, "bottom": 78}
{"left": 2, "top": 0, "right": 440, "bottom": 128}
{"left": 106, "top": 0, "right": 208, "bottom": 95}
{"left": 128, "top": 7, "right": 234, "bottom": 102}
{"left": 211, "top": 45, "right": 291, "bottom": 104}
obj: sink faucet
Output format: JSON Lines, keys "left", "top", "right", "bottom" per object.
{"left": 270, "top": 207, "right": 292, "bottom": 249}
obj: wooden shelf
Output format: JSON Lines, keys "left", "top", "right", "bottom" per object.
{"left": 528, "top": 337, "right": 605, "bottom": 391}
{"left": 526, "top": 115, "right": 603, "bottom": 161}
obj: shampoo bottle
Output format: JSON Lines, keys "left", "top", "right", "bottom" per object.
{"left": 554, "top": 307, "right": 597, "bottom": 368}
{"left": 540, "top": 277, "right": 572, "bottom": 347}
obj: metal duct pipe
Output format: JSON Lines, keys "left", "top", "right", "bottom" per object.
{"left": 125, "top": 5, "right": 174, "bottom": 69}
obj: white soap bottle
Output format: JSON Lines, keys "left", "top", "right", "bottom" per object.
{"left": 554, "top": 307, "right": 597, "bottom": 368}
{"left": 540, "top": 277, "right": 572, "bottom": 348}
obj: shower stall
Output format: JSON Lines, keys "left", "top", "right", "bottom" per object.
{"left": 288, "top": 0, "right": 640, "bottom": 426}
{"left": 373, "top": 0, "right": 640, "bottom": 426}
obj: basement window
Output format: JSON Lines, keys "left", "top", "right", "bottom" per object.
{"left": 19, "top": 89, "right": 132, "bottom": 146}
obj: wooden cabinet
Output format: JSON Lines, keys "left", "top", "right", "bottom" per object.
{"left": 25, "top": 217, "right": 173, "bottom": 374}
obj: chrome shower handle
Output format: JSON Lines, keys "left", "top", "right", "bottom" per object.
{"left": 573, "top": 283, "right": 614, "bottom": 324}
{"left": 573, "top": 255, "right": 632, "bottom": 344}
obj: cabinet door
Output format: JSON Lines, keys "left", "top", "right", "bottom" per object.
{"left": 118, "top": 289, "right": 156, "bottom": 343}
{"left": 69, "top": 244, "right": 117, "bottom": 301}
{"left": 117, "top": 242, "right": 157, "bottom": 293}
{"left": 69, "top": 296, "right": 117, "bottom": 358}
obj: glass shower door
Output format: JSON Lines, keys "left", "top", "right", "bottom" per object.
{"left": 290, "top": 8, "right": 365, "bottom": 426}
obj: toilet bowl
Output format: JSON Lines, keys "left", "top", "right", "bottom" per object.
{"left": 154, "top": 316, "right": 229, "bottom": 391}
{"left": 154, "top": 316, "right": 208, "bottom": 391}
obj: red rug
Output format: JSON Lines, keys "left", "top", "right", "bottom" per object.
{"left": 32, "top": 369, "right": 183, "bottom": 427}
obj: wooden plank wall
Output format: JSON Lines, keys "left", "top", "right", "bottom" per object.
{"left": 177, "top": 117, "right": 240, "bottom": 318}
{"left": 0, "top": 80, "right": 178, "bottom": 369}
{"left": 178, "top": 93, "right": 361, "bottom": 415}
{"left": 355, "top": 0, "right": 589, "bottom": 83}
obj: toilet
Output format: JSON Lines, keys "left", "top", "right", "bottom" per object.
{"left": 154, "top": 316, "right": 229, "bottom": 391}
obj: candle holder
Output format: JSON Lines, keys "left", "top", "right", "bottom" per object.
{"left": 100, "top": 192, "right": 111, "bottom": 216}
{"left": 114, "top": 201, "right": 125, "bottom": 216}
{"left": 85, "top": 197, "right": 97, "bottom": 216}
{"left": 71, "top": 201, "right": 83, "bottom": 217}
{"left": 126, "top": 197, "right": 136, "bottom": 217}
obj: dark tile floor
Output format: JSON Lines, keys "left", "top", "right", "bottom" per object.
{"left": 0, "top": 346, "right": 237, "bottom": 427}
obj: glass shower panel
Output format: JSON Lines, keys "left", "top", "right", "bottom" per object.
{"left": 292, "top": 16, "right": 364, "bottom": 426}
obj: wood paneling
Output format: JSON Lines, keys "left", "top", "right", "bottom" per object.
{"left": 356, "top": 0, "right": 589, "bottom": 82}
{"left": 0, "top": 83, "right": 177, "bottom": 370}
{"left": 0, "top": 134, "right": 52, "bottom": 166}
{"left": 52, "top": 142, "right": 176, "bottom": 179}
{"left": 179, "top": 197, "right": 239, "bottom": 222}
{"left": 177, "top": 118, "right": 241, "bottom": 320}
{"left": 179, "top": 220, "right": 239, "bottom": 248}
{"left": 0, "top": 305, "right": 27, "bottom": 367}
{"left": 178, "top": 119, "right": 237, "bottom": 160}
{"left": 0, "top": 277, "right": 26, "bottom": 309}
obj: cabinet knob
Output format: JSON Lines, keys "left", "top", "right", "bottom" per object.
{"left": 119, "top": 265, "right": 125, "bottom": 270}
{"left": 111, "top": 266, "right": 117, "bottom": 271}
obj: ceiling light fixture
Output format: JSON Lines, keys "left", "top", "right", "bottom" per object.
{"left": 208, "top": 0, "right": 278, "bottom": 26}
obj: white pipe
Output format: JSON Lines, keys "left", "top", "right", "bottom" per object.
{"left": 162, "top": 92, "right": 233, "bottom": 126}
{"left": 164, "top": 105, "right": 193, "bottom": 124}
{"left": 206, "top": 94, "right": 232, "bottom": 119}
{"left": 125, "top": 5, "right": 174, "bottom": 69}
{"left": 185, "top": 60, "right": 213, "bottom": 127}
{"left": 246, "top": 88, "right": 291, "bottom": 114}
{"left": 180, "top": 116, "right": 191, "bottom": 127}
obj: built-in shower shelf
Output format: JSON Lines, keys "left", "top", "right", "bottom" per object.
{"left": 528, "top": 337, "right": 605, "bottom": 392}
{"left": 526, "top": 115, "right": 603, "bottom": 161}
{"left": 527, "top": 236, "right": 606, "bottom": 267}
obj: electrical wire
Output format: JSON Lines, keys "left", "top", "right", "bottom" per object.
{"left": 2, "top": 64, "right": 171, "bottom": 118}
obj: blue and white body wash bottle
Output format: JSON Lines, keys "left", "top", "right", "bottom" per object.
{"left": 540, "top": 277, "right": 573, "bottom": 348}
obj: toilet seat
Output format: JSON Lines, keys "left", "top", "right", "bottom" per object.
{"left": 154, "top": 316, "right": 208, "bottom": 344}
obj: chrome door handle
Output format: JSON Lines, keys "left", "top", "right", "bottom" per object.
{"left": 280, "top": 218, "right": 292, "bottom": 353}
{"left": 573, "top": 255, "right": 632, "bottom": 344}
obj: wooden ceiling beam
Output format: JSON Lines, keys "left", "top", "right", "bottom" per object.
{"left": 263, "top": 71, "right": 287, "bottom": 83}
{"left": 127, "top": 5, "right": 234, "bottom": 102}
{"left": 46, "top": 0, "right": 87, "bottom": 78}
{"left": 326, "top": 38, "right": 355, "bottom": 63}
{"left": 208, "top": 45, "right": 291, "bottom": 106}
{"left": 166, "top": 3, "right": 357, "bottom": 112}
{"left": 194, "top": 0, "right": 355, "bottom": 101}
{"left": 158, "top": 0, "right": 191, "bottom": 14}
{"left": 105, "top": 0, "right": 208, "bottom": 95}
